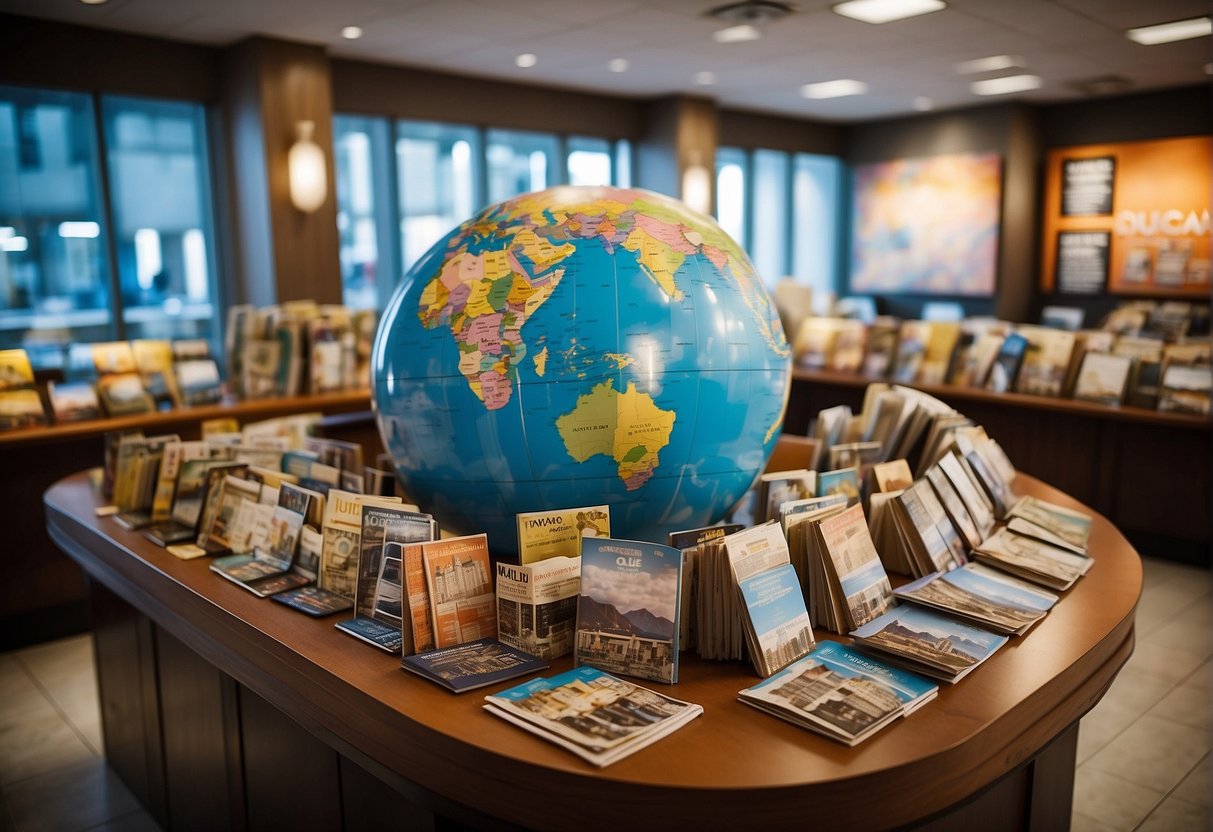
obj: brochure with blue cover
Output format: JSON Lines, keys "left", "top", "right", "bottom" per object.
{"left": 739, "top": 640, "right": 938, "bottom": 745}
{"left": 737, "top": 562, "right": 814, "bottom": 677}
{"left": 400, "top": 638, "right": 547, "bottom": 693}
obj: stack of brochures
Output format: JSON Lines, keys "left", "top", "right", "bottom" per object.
{"left": 739, "top": 641, "right": 937, "bottom": 746}
{"left": 849, "top": 604, "right": 1008, "bottom": 683}
{"left": 893, "top": 563, "right": 1058, "bottom": 636}
{"left": 400, "top": 638, "right": 547, "bottom": 693}
{"left": 483, "top": 667, "right": 703, "bottom": 767}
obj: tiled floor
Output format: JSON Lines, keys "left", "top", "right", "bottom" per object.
{"left": 0, "top": 557, "right": 1209, "bottom": 831}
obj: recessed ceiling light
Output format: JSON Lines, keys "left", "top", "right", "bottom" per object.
{"left": 955, "top": 54, "right": 1023, "bottom": 75}
{"left": 1126, "top": 16, "right": 1211, "bottom": 45}
{"left": 913, "top": 96, "right": 934, "bottom": 111}
{"left": 515, "top": 53, "right": 538, "bottom": 68}
{"left": 971, "top": 74, "right": 1042, "bottom": 96}
{"left": 695, "top": 71, "right": 717, "bottom": 85}
{"left": 833, "top": 0, "right": 945, "bottom": 25}
{"left": 714, "top": 23, "right": 763, "bottom": 43}
{"left": 78, "top": 0, "right": 108, "bottom": 5}
{"left": 801, "top": 79, "right": 869, "bottom": 99}
{"left": 340, "top": 26, "right": 363, "bottom": 40}
{"left": 608, "top": 58, "right": 630, "bottom": 73}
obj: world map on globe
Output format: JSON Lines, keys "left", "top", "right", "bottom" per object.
{"left": 373, "top": 185, "right": 792, "bottom": 552}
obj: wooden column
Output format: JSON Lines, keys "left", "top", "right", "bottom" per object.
{"left": 636, "top": 96, "right": 718, "bottom": 213}
{"left": 220, "top": 37, "right": 341, "bottom": 307}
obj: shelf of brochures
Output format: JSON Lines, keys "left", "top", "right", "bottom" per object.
{"left": 0, "top": 390, "right": 373, "bottom": 449}
{"left": 45, "top": 470, "right": 1140, "bottom": 830}
{"left": 791, "top": 368, "right": 1210, "bottom": 430}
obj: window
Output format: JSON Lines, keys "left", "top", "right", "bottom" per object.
{"left": 0, "top": 86, "right": 111, "bottom": 365}
{"left": 397, "top": 120, "right": 479, "bottom": 274}
{"left": 101, "top": 95, "right": 219, "bottom": 342}
{"left": 751, "top": 149, "right": 790, "bottom": 285}
{"left": 486, "top": 128, "right": 559, "bottom": 203}
{"left": 792, "top": 152, "right": 844, "bottom": 301}
{"left": 566, "top": 136, "right": 612, "bottom": 187}
{"left": 334, "top": 115, "right": 391, "bottom": 310}
{"left": 714, "top": 146, "right": 748, "bottom": 251}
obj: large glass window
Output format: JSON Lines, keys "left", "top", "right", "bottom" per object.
{"left": 335, "top": 115, "right": 391, "bottom": 309}
{"left": 792, "top": 152, "right": 844, "bottom": 300}
{"left": 486, "top": 128, "right": 559, "bottom": 203}
{"left": 101, "top": 95, "right": 218, "bottom": 342}
{"left": 397, "top": 120, "right": 479, "bottom": 273}
{"left": 714, "top": 146, "right": 748, "bottom": 251}
{"left": 751, "top": 149, "right": 790, "bottom": 285}
{"left": 0, "top": 86, "right": 111, "bottom": 364}
{"left": 567, "top": 136, "right": 612, "bottom": 187}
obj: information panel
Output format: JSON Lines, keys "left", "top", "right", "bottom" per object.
{"left": 1055, "top": 231, "right": 1109, "bottom": 295}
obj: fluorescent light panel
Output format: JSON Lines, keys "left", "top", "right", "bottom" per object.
{"left": 694, "top": 71, "right": 717, "bottom": 85}
{"left": 971, "top": 74, "right": 1042, "bottom": 96}
{"left": 341, "top": 26, "right": 363, "bottom": 40}
{"left": 833, "top": 0, "right": 945, "bottom": 25}
{"left": 608, "top": 58, "right": 630, "bottom": 73}
{"left": 714, "top": 23, "right": 762, "bottom": 43}
{"left": 802, "top": 79, "right": 868, "bottom": 99}
{"left": 955, "top": 54, "right": 1022, "bottom": 75}
{"left": 515, "top": 53, "right": 537, "bottom": 68}
{"left": 1126, "top": 16, "right": 1211, "bottom": 45}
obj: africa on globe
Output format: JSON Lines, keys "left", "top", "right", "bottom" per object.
{"left": 373, "top": 185, "right": 792, "bottom": 553}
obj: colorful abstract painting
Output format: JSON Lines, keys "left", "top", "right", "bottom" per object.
{"left": 850, "top": 152, "right": 1002, "bottom": 296}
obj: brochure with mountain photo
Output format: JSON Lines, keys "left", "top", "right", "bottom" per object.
{"left": 894, "top": 562, "right": 1057, "bottom": 635}
{"left": 575, "top": 538, "right": 682, "bottom": 684}
{"left": 850, "top": 604, "right": 1008, "bottom": 683}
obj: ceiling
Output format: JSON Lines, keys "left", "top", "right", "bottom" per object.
{"left": 3, "top": 0, "right": 1211, "bottom": 121}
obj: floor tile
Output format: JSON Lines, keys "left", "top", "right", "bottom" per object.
{"left": 0, "top": 707, "right": 97, "bottom": 787}
{"left": 4, "top": 757, "right": 139, "bottom": 832}
{"left": 1098, "top": 666, "right": 1181, "bottom": 715}
{"left": 1148, "top": 681, "right": 1213, "bottom": 731}
{"left": 1172, "top": 755, "right": 1211, "bottom": 807}
{"left": 1085, "top": 714, "right": 1211, "bottom": 794}
{"left": 1184, "top": 659, "right": 1212, "bottom": 691}
{"left": 1122, "top": 642, "right": 1208, "bottom": 688}
{"left": 1072, "top": 767, "right": 1164, "bottom": 831}
{"left": 1069, "top": 811, "right": 1106, "bottom": 832}
{"left": 1136, "top": 795, "right": 1212, "bottom": 832}
{"left": 1077, "top": 698, "right": 1140, "bottom": 765}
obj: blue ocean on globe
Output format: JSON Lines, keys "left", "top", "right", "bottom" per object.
{"left": 373, "top": 185, "right": 792, "bottom": 553}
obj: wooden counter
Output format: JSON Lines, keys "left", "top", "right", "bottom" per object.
{"left": 786, "top": 369, "right": 1211, "bottom": 565}
{"left": 45, "top": 471, "right": 1139, "bottom": 831}
{"left": 1, "top": 392, "right": 378, "bottom": 648}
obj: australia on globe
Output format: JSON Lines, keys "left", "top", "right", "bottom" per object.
{"left": 373, "top": 185, "right": 792, "bottom": 552}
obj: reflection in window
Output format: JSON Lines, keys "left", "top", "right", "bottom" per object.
{"left": 567, "top": 136, "right": 612, "bottom": 187}
{"left": 792, "top": 152, "right": 843, "bottom": 301}
{"left": 752, "top": 149, "right": 790, "bottom": 286}
{"left": 486, "top": 128, "right": 559, "bottom": 203}
{"left": 397, "top": 120, "right": 479, "bottom": 273}
{"left": 335, "top": 115, "right": 388, "bottom": 309}
{"left": 0, "top": 86, "right": 111, "bottom": 363}
{"left": 715, "top": 146, "right": 747, "bottom": 250}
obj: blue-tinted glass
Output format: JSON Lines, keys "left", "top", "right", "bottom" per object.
{"left": 714, "top": 146, "right": 747, "bottom": 249}
{"left": 486, "top": 128, "right": 559, "bottom": 203}
{"left": 751, "top": 149, "right": 790, "bottom": 285}
{"left": 0, "top": 86, "right": 111, "bottom": 365}
{"left": 102, "top": 95, "right": 218, "bottom": 345}
{"left": 567, "top": 136, "right": 612, "bottom": 187}
{"left": 397, "top": 120, "right": 480, "bottom": 272}
{"left": 615, "top": 140, "right": 632, "bottom": 188}
{"left": 792, "top": 152, "right": 843, "bottom": 297}
{"left": 335, "top": 114, "right": 390, "bottom": 309}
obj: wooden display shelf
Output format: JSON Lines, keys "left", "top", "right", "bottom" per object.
{"left": 787, "top": 369, "right": 1211, "bottom": 565}
{"left": 46, "top": 471, "right": 1139, "bottom": 831}
{"left": 0, "top": 390, "right": 373, "bottom": 448}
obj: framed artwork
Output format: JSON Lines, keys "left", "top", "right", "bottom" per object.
{"left": 850, "top": 151, "right": 1002, "bottom": 296}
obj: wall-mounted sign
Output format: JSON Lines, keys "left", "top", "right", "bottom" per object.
{"left": 1055, "top": 231, "right": 1109, "bottom": 295}
{"left": 1061, "top": 156, "right": 1115, "bottom": 216}
{"left": 1041, "top": 136, "right": 1211, "bottom": 297}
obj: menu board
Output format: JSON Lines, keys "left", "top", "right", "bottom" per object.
{"left": 1055, "top": 231, "right": 1110, "bottom": 294}
{"left": 1041, "top": 137, "right": 1211, "bottom": 297}
{"left": 1061, "top": 157, "right": 1115, "bottom": 216}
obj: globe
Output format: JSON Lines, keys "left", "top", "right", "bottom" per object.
{"left": 372, "top": 185, "right": 792, "bottom": 553}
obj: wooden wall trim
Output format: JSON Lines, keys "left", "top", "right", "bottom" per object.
{"left": 330, "top": 58, "right": 644, "bottom": 139}
{"left": 0, "top": 13, "right": 219, "bottom": 101}
{"left": 716, "top": 108, "right": 844, "bottom": 155}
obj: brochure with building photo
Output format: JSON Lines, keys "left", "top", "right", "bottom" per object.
{"left": 1015, "top": 326, "right": 1076, "bottom": 397}
{"left": 894, "top": 562, "right": 1057, "bottom": 635}
{"left": 1158, "top": 364, "right": 1212, "bottom": 416}
{"left": 496, "top": 556, "right": 581, "bottom": 660}
{"left": 576, "top": 538, "right": 681, "bottom": 684}
{"left": 737, "top": 563, "right": 815, "bottom": 678}
{"left": 817, "top": 504, "right": 894, "bottom": 632}
{"left": 972, "top": 528, "right": 1092, "bottom": 591}
{"left": 482, "top": 666, "right": 703, "bottom": 767}
{"left": 47, "top": 381, "right": 102, "bottom": 423}
{"left": 1073, "top": 352, "right": 1133, "bottom": 406}
{"left": 851, "top": 604, "right": 1008, "bottom": 683}
{"left": 516, "top": 504, "right": 609, "bottom": 564}
{"left": 738, "top": 640, "right": 938, "bottom": 746}
{"left": 423, "top": 533, "right": 497, "bottom": 649}
{"left": 401, "top": 637, "right": 547, "bottom": 694}
{"left": 1006, "top": 496, "right": 1092, "bottom": 552}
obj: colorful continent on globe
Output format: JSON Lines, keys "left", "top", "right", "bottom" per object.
{"left": 554, "top": 379, "right": 675, "bottom": 491}
{"left": 415, "top": 189, "right": 790, "bottom": 417}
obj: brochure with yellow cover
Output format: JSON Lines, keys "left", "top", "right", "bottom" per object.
{"left": 515, "top": 504, "right": 609, "bottom": 564}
